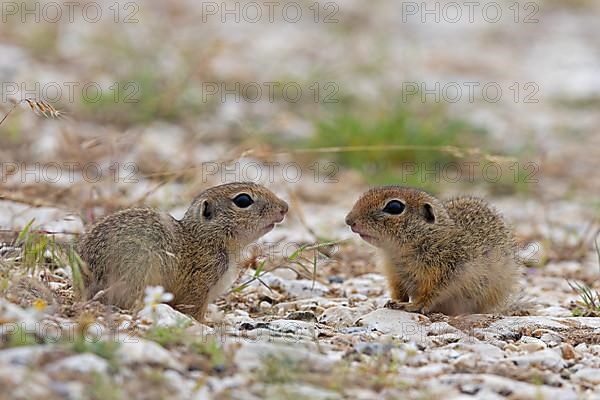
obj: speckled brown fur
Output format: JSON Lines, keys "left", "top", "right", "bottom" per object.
{"left": 78, "top": 182, "right": 288, "bottom": 320}
{"left": 345, "top": 186, "right": 522, "bottom": 315}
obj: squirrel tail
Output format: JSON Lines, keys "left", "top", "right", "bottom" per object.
{"left": 496, "top": 290, "right": 538, "bottom": 316}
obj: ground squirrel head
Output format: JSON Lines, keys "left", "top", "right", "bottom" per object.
{"left": 345, "top": 186, "right": 452, "bottom": 249}
{"left": 182, "top": 182, "right": 288, "bottom": 247}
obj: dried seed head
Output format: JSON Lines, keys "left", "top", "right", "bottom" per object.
{"left": 22, "top": 98, "right": 62, "bottom": 119}
{"left": 1, "top": 97, "right": 63, "bottom": 127}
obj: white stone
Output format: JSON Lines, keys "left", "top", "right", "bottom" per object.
{"left": 0, "top": 299, "right": 38, "bottom": 325}
{"left": 356, "top": 309, "right": 428, "bottom": 343}
{"left": 348, "top": 293, "right": 369, "bottom": 303}
{"left": 437, "top": 373, "right": 577, "bottom": 400}
{"left": 453, "top": 353, "right": 478, "bottom": 370}
{"left": 398, "top": 363, "right": 452, "bottom": 378}
{"left": 429, "top": 322, "right": 464, "bottom": 336}
{"left": 507, "top": 348, "right": 566, "bottom": 372}
{"left": 318, "top": 306, "right": 359, "bottom": 328}
{"left": 341, "top": 274, "right": 386, "bottom": 297}
{"left": 262, "top": 319, "right": 317, "bottom": 338}
{"left": 571, "top": 317, "right": 600, "bottom": 329}
{"left": 516, "top": 336, "right": 547, "bottom": 353}
{"left": 259, "top": 273, "right": 329, "bottom": 299}
{"left": 259, "top": 301, "right": 271, "bottom": 310}
{"left": 537, "top": 306, "right": 572, "bottom": 317}
{"left": 429, "top": 348, "right": 462, "bottom": 363}
{"left": 271, "top": 267, "right": 297, "bottom": 280}
{"left": 537, "top": 332, "right": 563, "bottom": 347}
{"left": 118, "top": 339, "right": 182, "bottom": 370}
{"left": 234, "top": 342, "right": 334, "bottom": 373}
{"left": 265, "top": 383, "right": 342, "bottom": 400}
{"left": 204, "top": 375, "right": 248, "bottom": 397}
{"left": 487, "top": 316, "right": 569, "bottom": 333}
{"left": 573, "top": 368, "right": 600, "bottom": 385}
{"left": 138, "top": 303, "right": 194, "bottom": 327}
{"left": 0, "top": 364, "right": 54, "bottom": 398}
{"left": 47, "top": 353, "right": 109, "bottom": 374}
{"left": 447, "top": 343, "right": 505, "bottom": 362}
{"left": 0, "top": 346, "right": 49, "bottom": 366}
{"left": 163, "top": 369, "right": 198, "bottom": 399}
{"left": 431, "top": 333, "right": 464, "bottom": 345}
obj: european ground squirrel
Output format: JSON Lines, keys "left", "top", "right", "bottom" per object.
{"left": 79, "top": 182, "right": 288, "bottom": 320}
{"left": 345, "top": 186, "right": 522, "bottom": 315}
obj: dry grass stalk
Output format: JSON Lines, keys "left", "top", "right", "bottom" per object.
{"left": 0, "top": 98, "right": 63, "bottom": 127}
{"left": 139, "top": 145, "right": 518, "bottom": 181}
{"left": 0, "top": 192, "right": 69, "bottom": 209}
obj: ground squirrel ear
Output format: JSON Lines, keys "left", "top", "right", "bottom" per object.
{"left": 422, "top": 203, "right": 435, "bottom": 223}
{"left": 201, "top": 200, "right": 213, "bottom": 220}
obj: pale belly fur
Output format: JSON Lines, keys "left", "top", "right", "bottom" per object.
{"left": 207, "top": 258, "right": 240, "bottom": 303}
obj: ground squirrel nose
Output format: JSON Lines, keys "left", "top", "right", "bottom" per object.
{"left": 345, "top": 214, "right": 355, "bottom": 226}
{"left": 273, "top": 201, "right": 288, "bottom": 223}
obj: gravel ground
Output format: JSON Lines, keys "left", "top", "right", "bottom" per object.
{"left": 1, "top": 0, "right": 599, "bottom": 399}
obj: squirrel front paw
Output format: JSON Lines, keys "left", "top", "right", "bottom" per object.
{"left": 384, "top": 300, "right": 428, "bottom": 314}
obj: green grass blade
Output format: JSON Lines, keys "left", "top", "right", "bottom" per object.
{"left": 16, "top": 219, "right": 35, "bottom": 245}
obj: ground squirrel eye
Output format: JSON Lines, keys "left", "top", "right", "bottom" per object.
{"left": 232, "top": 193, "right": 254, "bottom": 208}
{"left": 383, "top": 200, "right": 405, "bottom": 215}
